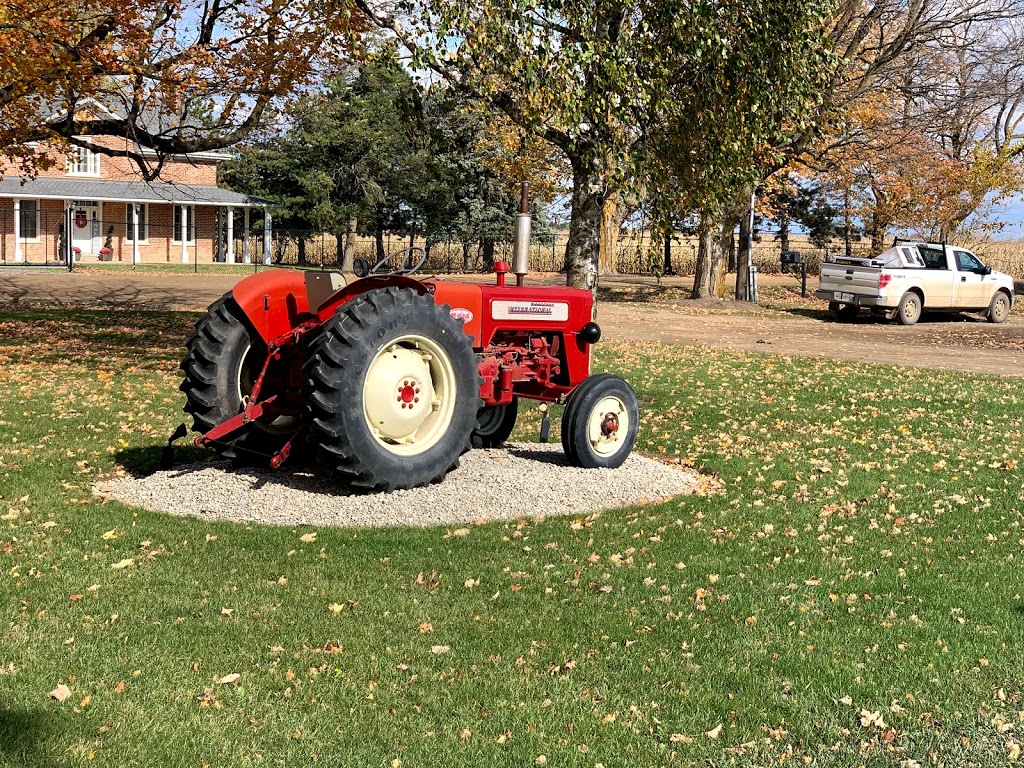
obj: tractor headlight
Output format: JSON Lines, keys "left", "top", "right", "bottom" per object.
{"left": 579, "top": 322, "right": 602, "bottom": 345}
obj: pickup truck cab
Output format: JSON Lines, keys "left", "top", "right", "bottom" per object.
{"left": 816, "top": 242, "right": 1015, "bottom": 325}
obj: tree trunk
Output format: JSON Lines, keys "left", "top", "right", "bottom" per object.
{"left": 843, "top": 187, "right": 853, "bottom": 258}
{"left": 735, "top": 196, "right": 754, "bottom": 301}
{"left": 374, "top": 228, "right": 385, "bottom": 263}
{"left": 340, "top": 217, "right": 357, "bottom": 271}
{"left": 712, "top": 218, "right": 732, "bottom": 298}
{"left": 297, "top": 237, "right": 307, "bottom": 266}
{"left": 598, "top": 190, "right": 620, "bottom": 275}
{"left": 481, "top": 239, "right": 495, "bottom": 272}
{"left": 779, "top": 215, "right": 790, "bottom": 254}
{"left": 869, "top": 220, "right": 888, "bottom": 253}
{"left": 663, "top": 231, "right": 674, "bottom": 275}
{"left": 564, "top": 158, "right": 604, "bottom": 291}
{"left": 462, "top": 241, "right": 473, "bottom": 272}
{"left": 690, "top": 219, "right": 715, "bottom": 299}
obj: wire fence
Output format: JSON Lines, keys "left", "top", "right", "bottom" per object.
{"left": 267, "top": 230, "right": 876, "bottom": 276}
{"left": 0, "top": 210, "right": 876, "bottom": 276}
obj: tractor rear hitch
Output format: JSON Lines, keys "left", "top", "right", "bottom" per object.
{"left": 160, "top": 423, "right": 189, "bottom": 470}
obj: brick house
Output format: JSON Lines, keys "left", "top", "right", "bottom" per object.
{"left": 0, "top": 133, "right": 272, "bottom": 265}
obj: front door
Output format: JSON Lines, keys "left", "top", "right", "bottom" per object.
{"left": 71, "top": 201, "right": 101, "bottom": 256}
{"left": 952, "top": 249, "right": 989, "bottom": 309}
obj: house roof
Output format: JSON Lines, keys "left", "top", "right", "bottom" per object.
{"left": 0, "top": 177, "right": 271, "bottom": 207}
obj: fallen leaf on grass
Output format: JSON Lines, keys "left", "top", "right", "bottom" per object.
{"left": 670, "top": 733, "right": 694, "bottom": 744}
{"left": 217, "top": 673, "right": 240, "bottom": 685}
{"left": 299, "top": 532, "right": 317, "bottom": 543}
{"left": 101, "top": 529, "right": 120, "bottom": 541}
{"left": 110, "top": 559, "right": 134, "bottom": 570}
{"left": 49, "top": 684, "right": 71, "bottom": 702}
{"left": 860, "top": 709, "right": 885, "bottom": 729}
{"left": 431, "top": 645, "right": 450, "bottom": 654}
{"left": 706, "top": 724, "right": 723, "bottom": 739}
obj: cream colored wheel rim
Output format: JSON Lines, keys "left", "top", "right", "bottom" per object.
{"left": 363, "top": 334, "right": 456, "bottom": 456}
{"left": 237, "top": 341, "right": 295, "bottom": 434}
{"left": 904, "top": 295, "right": 920, "bottom": 322}
{"left": 587, "top": 395, "right": 630, "bottom": 457}
{"left": 994, "top": 295, "right": 1008, "bottom": 321}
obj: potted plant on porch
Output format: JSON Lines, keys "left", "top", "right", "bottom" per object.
{"left": 99, "top": 226, "right": 114, "bottom": 261}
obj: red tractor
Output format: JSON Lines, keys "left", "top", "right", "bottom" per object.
{"left": 179, "top": 191, "right": 639, "bottom": 492}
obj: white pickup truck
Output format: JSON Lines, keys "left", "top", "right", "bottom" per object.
{"left": 816, "top": 242, "right": 1015, "bottom": 325}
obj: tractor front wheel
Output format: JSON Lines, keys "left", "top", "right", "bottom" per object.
{"left": 304, "top": 287, "right": 481, "bottom": 491}
{"left": 180, "top": 295, "right": 297, "bottom": 462}
{"left": 561, "top": 374, "right": 639, "bottom": 469}
{"left": 472, "top": 397, "right": 518, "bottom": 448}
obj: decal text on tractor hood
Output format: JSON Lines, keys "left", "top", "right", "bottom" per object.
{"left": 492, "top": 301, "right": 569, "bottom": 322}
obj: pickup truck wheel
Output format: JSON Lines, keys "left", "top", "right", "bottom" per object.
{"left": 836, "top": 304, "right": 859, "bottom": 322}
{"left": 988, "top": 291, "right": 1010, "bottom": 324}
{"left": 896, "top": 291, "right": 922, "bottom": 326}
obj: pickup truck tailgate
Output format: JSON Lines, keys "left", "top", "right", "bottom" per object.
{"left": 819, "top": 263, "right": 881, "bottom": 296}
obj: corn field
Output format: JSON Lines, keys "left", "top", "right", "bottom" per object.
{"left": 262, "top": 230, "right": 1024, "bottom": 278}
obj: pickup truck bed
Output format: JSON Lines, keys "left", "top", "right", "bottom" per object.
{"left": 815, "top": 243, "right": 1014, "bottom": 325}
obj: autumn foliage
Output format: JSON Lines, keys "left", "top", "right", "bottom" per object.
{"left": 0, "top": 0, "right": 361, "bottom": 177}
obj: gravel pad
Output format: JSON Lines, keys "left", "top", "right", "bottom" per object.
{"left": 104, "top": 443, "right": 698, "bottom": 528}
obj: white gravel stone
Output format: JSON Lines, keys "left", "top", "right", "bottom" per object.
{"left": 104, "top": 443, "right": 698, "bottom": 528}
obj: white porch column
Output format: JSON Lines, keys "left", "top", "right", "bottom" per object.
{"left": 65, "top": 201, "right": 73, "bottom": 262}
{"left": 13, "top": 199, "right": 23, "bottom": 263}
{"left": 242, "top": 207, "right": 251, "bottom": 264}
{"left": 132, "top": 204, "right": 141, "bottom": 264}
{"left": 179, "top": 204, "right": 189, "bottom": 264}
{"left": 225, "top": 206, "right": 235, "bottom": 264}
{"left": 262, "top": 210, "right": 272, "bottom": 265}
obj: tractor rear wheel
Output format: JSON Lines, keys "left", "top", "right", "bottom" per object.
{"left": 472, "top": 397, "right": 518, "bottom": 448}
{"left": 180, "top": 295, "right": 297, "bottom": 462}
{"left": 304, "top": 287, "right": 481, "bottom": 491}
{"left": 561, "top": 374, "right": 639, "bottom": 469}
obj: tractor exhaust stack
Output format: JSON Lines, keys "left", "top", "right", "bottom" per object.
{"left": 512, "top": 182, "right": 531, "bottom": 286}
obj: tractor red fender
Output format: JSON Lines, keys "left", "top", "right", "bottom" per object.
{"left": 315, "top": 274, "right": 430, "bottom": 321}
{"left": 231, "top": 269, "right": 314, "bottom": 345}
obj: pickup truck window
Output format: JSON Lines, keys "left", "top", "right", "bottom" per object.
{"left": 954, "top": 250, "right": 983, "bottom": 271}
{"left": 919, "top": 247, "right": 947, "bottom": 269}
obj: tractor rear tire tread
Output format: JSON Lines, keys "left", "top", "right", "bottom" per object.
{"left": 304, "top": 287, "right": 481, "bottom": 492}
{"left": 180, "top": 294, "right": 295, "bottom": 463}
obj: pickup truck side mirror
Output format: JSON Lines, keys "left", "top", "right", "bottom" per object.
{"left": 979, "top": 265, "right": 993, "bottom": 276}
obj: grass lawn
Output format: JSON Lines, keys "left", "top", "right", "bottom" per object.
{"left": 1, "top": 309, "right": 1022, "bottom": 767}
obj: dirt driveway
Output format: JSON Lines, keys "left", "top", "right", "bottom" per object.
{"left": 2, "top": 268, "right": 1023, "bottom": 377}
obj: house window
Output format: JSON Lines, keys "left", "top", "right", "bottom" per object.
{"left": 19, "top": 200, "right": 39, "bottom": 240}
{"left": 126, "top": 204, "right": 148, "bottom": 242}
{"left": 66, "top": 143, "right": 100, "bottom": 176}
{"left": 173, "top": 205, "right": 195, "bottom": 243}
